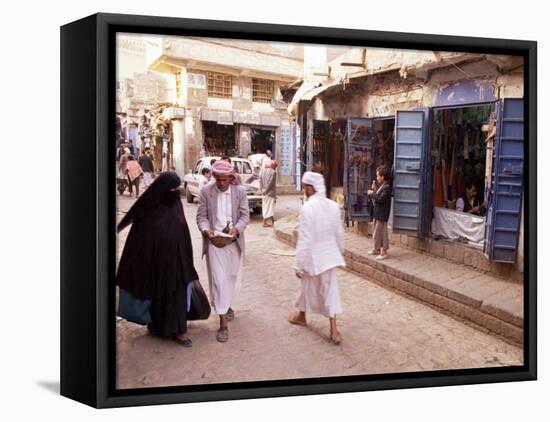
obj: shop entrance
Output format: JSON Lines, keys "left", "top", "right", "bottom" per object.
{"left": 344, "top": 117, "right": 395, "bottom": 225}
{"left": 203, "top": 121, "right": 236, "bottom": 156}
{"left": 328, "top": 120, "right": 346, "bottom": 190}
{"left": 391, "top": 98, "right": 523, "bottom": 263}
{"left": 430, "top": 104, "right": 492, "bottom": 249}
{"left": 250, "top": 127, "right": 275, "bottom": 156}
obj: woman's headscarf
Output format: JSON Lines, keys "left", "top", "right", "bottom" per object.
{"left": 118, "top": 171, "right": 181, "bottom": 232}
{"left": 211, "top": 160, "right": 240, "bottom": 185}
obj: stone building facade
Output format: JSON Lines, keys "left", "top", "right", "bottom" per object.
{"left": 290, "top": 47, "right": 525, "bottom": 280}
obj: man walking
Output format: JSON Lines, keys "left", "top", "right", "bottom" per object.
{"left": 138, "top": 147, "right": 155, "bottom": 188}
{"left": 288, "top": 171, "right": 345, "bottom": 345}
{"left": 197, "top": 160, "right": 250, "bottom": 343}
{"left": 260, "top": 160, "right": 277, "bottom": 227}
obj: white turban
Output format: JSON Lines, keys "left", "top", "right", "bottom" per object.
{"left": 302, "top": 171, "right": 326, "bottom": 195}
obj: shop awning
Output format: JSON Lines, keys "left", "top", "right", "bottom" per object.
{"left": 287, "top": 82, "right": 320, "bottom": 115}
{"left": 287, "top": 80, "right": 345, "bottom": 115}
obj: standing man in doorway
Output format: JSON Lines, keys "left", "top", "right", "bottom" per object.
{"left": 197, "top": 160, "right": 250, "bottom": 343}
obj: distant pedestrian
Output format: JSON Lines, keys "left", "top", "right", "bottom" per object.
{"left": 199, "top": 167, "right": 211, "bottom": 190}
{"left": 126, "top": 155, "right": 143, "bottom": 197}
{"left": 117, "top": 172, "right": 199, "bottom": 347}
{"left": 138, "top": 147, "right": 155, "bottom": 188}
{"left": 367, "top": 165, "right": 392, "bottom": 260}
{"left": 288, "top": 171, "right": 345, "bottom": 345}
{"left": 260, "top": 160, "right": 277, "bottom": 227}
{"left": 118, "top": 146, "right": 130, "bottom": 175}
{"left": 128, "top": 139, "right": 137, "bottom": 156}
{"left": 117, "top": 142, "right": 128, "bottom": 162}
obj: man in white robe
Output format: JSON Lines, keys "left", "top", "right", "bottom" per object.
{"left": 260, "top": 160, "right": 277, "bottom": 227}
{"left": 197, "top": 160, "right": 250, "bottom": 343}
{"left": 288, "top": 171, "right": 346, "bottom": 344}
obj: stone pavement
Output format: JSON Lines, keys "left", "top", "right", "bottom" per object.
{"left": 274, "top": 215, "right": 524, "bottom": 345}
{"left": 115, "top": 194, "right": 522, "bottom": 390}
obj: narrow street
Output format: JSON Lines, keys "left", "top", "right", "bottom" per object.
{"left": 116, "top": 194, "right": 522, "bottom": 389}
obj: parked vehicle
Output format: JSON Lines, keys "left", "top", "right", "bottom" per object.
{"left": 182, "top": 156, "right": 262, "bottom": 213}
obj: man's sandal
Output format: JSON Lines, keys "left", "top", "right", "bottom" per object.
{"left": 216, "top": 326, "right": 229, "bottom": 343}
{"left": 288, "top": 312, "right": 307, "bottom": 326}
{"left": 225, "top": 307, "right": 235, "bottom": 322}
{"left": 330, "top": 332, "right": 342, "bottom": 345}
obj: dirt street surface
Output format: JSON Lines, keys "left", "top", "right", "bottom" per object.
{"left": 115, "top": 194, "right": 522, "bottom": 389}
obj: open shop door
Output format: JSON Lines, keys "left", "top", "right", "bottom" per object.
{"left": 392, "top": 109, "right": 430, "bottom": 238}
{"left": 484, "top": 98, "right": 524, "bottom": 263}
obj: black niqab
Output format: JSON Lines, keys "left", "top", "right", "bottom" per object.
{"left": 116, "top": 172, "right": 199, "bottom": 337}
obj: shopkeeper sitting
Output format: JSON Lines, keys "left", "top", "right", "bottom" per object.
{"left": 456, "top": 180, "right": 483, "bottom": 216}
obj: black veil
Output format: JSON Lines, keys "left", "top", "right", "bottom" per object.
{"left": 118, "top": 171, "right": 182, "bottom": 233}
{"left": 116, "top": 172, "right": 199, "bottom": 336}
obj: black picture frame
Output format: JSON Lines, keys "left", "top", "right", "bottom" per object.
{"left": 60, "top": 12, "right": 537, "bottom": 408}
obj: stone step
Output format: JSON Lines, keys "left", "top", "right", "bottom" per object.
{"left": 274, "top": 216, "right": 523, "bottom": 346}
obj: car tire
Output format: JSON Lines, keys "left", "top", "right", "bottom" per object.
{"left": 185, "top": 185, "right": 194, "bottom": 203}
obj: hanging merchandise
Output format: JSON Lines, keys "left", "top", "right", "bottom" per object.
{"left": 434, "top": 166, "right": 444, "bottom": 208}
{"left": 462, "top": 118, "right": 469, "bottom": 160}
{"left": 345, "top": 118, "right": 376, "bottom": 225}
{"left": 448, "top": 130, "right": 457, "bottom": 202}
{"left": 484, "top": 112, "right": 497, "bottom": 205}
{"left": 441, "top": 111, "right": 450, "bottom": 205}
{"left": 433, "top": 111, "right": 445, "bottom": 208}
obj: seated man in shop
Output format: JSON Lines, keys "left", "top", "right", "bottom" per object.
{"left": 456, "top": 180, "right": 483, "bottom": 216}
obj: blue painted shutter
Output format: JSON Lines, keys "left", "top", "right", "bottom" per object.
{"left": 484, "top": 98, "right": 524, "bottom": 263}
{"left": 392, "top": 109, "right": 429, "bottom": 238}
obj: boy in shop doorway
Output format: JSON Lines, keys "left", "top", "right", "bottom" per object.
{"left": 367, "top": 165, "right": 392, "bottom": 260}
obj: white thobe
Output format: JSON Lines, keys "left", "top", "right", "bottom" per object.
{"left": 262, "top": 196, "right": 275, "bottom": 219}
{"left": 206, "top": 185, "right": 243, "bottom": 314}
{"left": 293, "top": 193, "right": 345, "bottom": 317}
{"left": 143, "top": 172, "right": 153, "bottom": 187}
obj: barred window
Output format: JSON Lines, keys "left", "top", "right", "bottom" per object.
{"left": 207, "top": 71, "right": 232, "bottom": 99}
{"left": 252, "top": 78, "right": 274, "bottom": 103}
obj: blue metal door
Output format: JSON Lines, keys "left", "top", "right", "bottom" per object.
{"left": 392, "top": 109, "right": 429, "bottom": 238}
{"left": 484, "top": 98, "right": 524, "bottom": 263}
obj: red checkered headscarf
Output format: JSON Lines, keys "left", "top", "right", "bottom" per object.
{"left": 211, "top": 160, "right": 240, "bottom": 185}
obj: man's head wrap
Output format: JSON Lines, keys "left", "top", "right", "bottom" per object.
{"left": 302, "top": 171, "right": 326, "bottom": 196}
{"left": 211, "top": 160, "right": 240, "bottom": 185}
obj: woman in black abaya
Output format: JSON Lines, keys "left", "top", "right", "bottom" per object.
{"left": 117, "top": 171, "right": 199, "bottom": 347}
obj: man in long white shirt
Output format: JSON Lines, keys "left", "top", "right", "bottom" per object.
{"left": 197, "top": 160, "right": 250, "bottom": 343}
{"left": 288, "top": 171, "right": 346, "bottom": 345}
